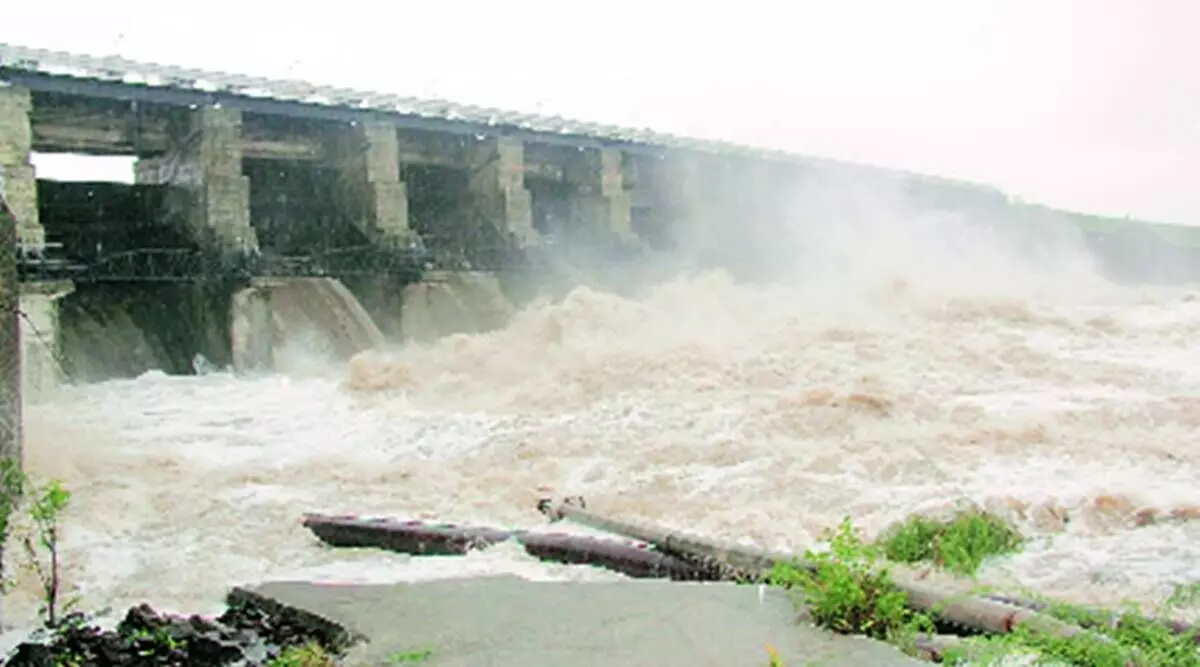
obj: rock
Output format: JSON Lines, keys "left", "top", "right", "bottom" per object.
{"left": 1, "top": 595, "right": 359, "bottom": 666}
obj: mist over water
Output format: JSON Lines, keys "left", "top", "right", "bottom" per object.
{"left": 14, "top": 181, "right": 1200, "bottom": 629}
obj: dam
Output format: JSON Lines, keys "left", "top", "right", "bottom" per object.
{"left": 2, "top": 42, "right": 1200, "bottom": 662}
{"left": 7, "top": 43, "right": 1200, "bottom": 400}
{"left": 7, "top": 43, "right": 1200, "bottom": 392}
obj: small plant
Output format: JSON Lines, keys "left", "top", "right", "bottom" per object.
{"left": 269, "top": 641, "right": 337, "bottom": 667}
{"left": 0, "top": 458, "right": 75, "bottom": 629}
{"left": 766, "top": 517, "right": 933, "bottom": 643}
{"left": 877, "top": 509, "right": 1024, "bottom": 576}
{"left": 1164, "top": 580, "right": 1200, "bottom": 610}
{"left": 22, "top": 478, "right": 72, "bottom": 626}
{"left": 389, "top": 647, "right": 434, "bottom": 663}
{"left": 764, "top": 643, "right": 784, "bottom": 666}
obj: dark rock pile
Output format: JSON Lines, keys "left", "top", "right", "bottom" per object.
{"left": 3, "top": 588, "right": 359, "bottom": 666}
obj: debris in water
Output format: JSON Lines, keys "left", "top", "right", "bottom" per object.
{"left": 301, "top": 511, "right": 721, "bottom": 581}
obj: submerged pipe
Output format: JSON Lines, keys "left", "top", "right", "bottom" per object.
{"left": 983, "top": 594, "right": 1200, "bottom": 646}
{"left": 301, "top": 513, "right": 717, "bottom": 581}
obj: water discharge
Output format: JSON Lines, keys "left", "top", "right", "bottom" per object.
{"left": 13, "top": 206, "right": 1200, "bottom": 631}
{"left": 265, "top": 278, "right": 387, "bottom": 374}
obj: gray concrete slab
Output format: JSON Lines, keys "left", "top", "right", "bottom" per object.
{"left": 247, "top": 576, "right": 927, "bottom": 667}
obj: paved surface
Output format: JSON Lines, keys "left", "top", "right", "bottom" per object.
{"left": 248, "top": 576, "right": 927, "bottom": 667}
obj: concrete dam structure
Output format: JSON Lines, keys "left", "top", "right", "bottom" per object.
{"left": 3, "top": 42, "right": 1200, "bottom": 401}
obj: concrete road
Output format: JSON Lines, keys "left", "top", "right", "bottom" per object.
{"left": 247, "top": 576, "right": 928, "bottom": 667}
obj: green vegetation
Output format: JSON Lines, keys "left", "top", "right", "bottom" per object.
{"left": 766, "top": 518, "right": 933, "bottom": 644}
{"left": 877, "top": 508, "right": 1025, "bottom": 576}
{"left": 268, "top": 642, "right": 337, "bottom": 667}
{"left": 388, "top": 647, "right": 435, "bottom": 663}
{"left": 763, "top": 509, "right": 1200, "bottom": 666}
{"left": 0, "top": 457, "right": 74, "bottom": 626}
{"left": 943, "top": 600, "right": 1200, "bottom": 666}
{"left": 265, "top": 643, "right": 434, "bottom": 666}
{"left": 0, "top": 457, "right": 25, "bottom": 602}
{"left": 23, "top": 478, "right": 73, "bottom": 625}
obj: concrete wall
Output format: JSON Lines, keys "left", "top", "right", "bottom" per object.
{"left": 19, "top": 282, "right": 73, "bottom": 401}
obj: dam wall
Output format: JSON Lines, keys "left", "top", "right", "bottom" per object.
{"left": 19, "top": 281, "right": 73, "bottom": 402}
{"left": 58, "top": 283, "right": 233, "bottom": 381}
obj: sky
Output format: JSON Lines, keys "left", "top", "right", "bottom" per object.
{"left": 3, "top": 0, "right": 1198, "bottom": 224}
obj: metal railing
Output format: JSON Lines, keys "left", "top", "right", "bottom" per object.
{"left": 16, "top": 244, "right": 433, "bottom": 284}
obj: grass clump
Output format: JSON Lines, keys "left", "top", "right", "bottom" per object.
{"left": 877, "top": 509, "right": 1024, "bottom": 576}
{"left": 388, "top": 647, "right": 434, "bottom": 663}
{"left": 765, "top": 517, "right": 934, "bottom": 645}
{"left": 269, "top": 642, "right": 338, "bottom": 667}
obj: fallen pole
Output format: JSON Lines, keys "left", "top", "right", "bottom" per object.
{"left": 303, "top": 513, "right": 514, "bottom": 556}
{"left": 301, "top": 513, "right": 720, "bottom": 581}
{"left": 536, "top": 498, "right": 1124, "bottom": 650}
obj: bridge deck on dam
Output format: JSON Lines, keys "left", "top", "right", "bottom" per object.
{"left": 0, "top": 43, "right": 814, "bottom": 162}
{"left": 6, "top": 40, "right": 1200, "bottom": 289}
{"left": 0, "top": 42, "right": 995, "bottom": 188}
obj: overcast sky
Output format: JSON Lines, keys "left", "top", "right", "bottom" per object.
{"left": 3, "top": 0, "right": 1198, "bottom": 224}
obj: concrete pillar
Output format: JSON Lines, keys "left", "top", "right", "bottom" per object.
{"left": 0, "top": 86, "right": 45, "bottom": 249}
{"left": 230, "top": 284, "right": 274, "bottom": 374}
{"left": 648, "top": 152, "right": 711, "bottom": 256}
{"left": 660, "top": 152, "right": 705, "bottom": 229}
{"left": 18, "top": 281, "right": 74, "bottom": 402}
{"left": 153, "top": 106, "right": 258, "bottom": 256}
{"left": 567, "top": 148, "right": 635, "bottom": 242}
{"left": 329, "top": 121, "right": 411, "bottom": 247}
{"left": 467, "top": 137, "right": 538, "bottom": 246}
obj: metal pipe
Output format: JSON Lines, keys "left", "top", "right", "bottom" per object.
{"left": 300, "top": 513, "right": 718, "bottom": 581}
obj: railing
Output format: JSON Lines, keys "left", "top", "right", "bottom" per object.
{"left": 16, "top": 244, "right": 432, "bottom": 284}
{"left": 14, "top": 231, "right": 652, "bottom": 285}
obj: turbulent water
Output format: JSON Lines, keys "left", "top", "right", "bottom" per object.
{"left": 12, "top": 215, "right": 1200, "bottom": 631}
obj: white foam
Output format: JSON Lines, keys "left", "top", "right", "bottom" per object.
{"left": 14, "top": 214, "right": 1200, "bottom": 625}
